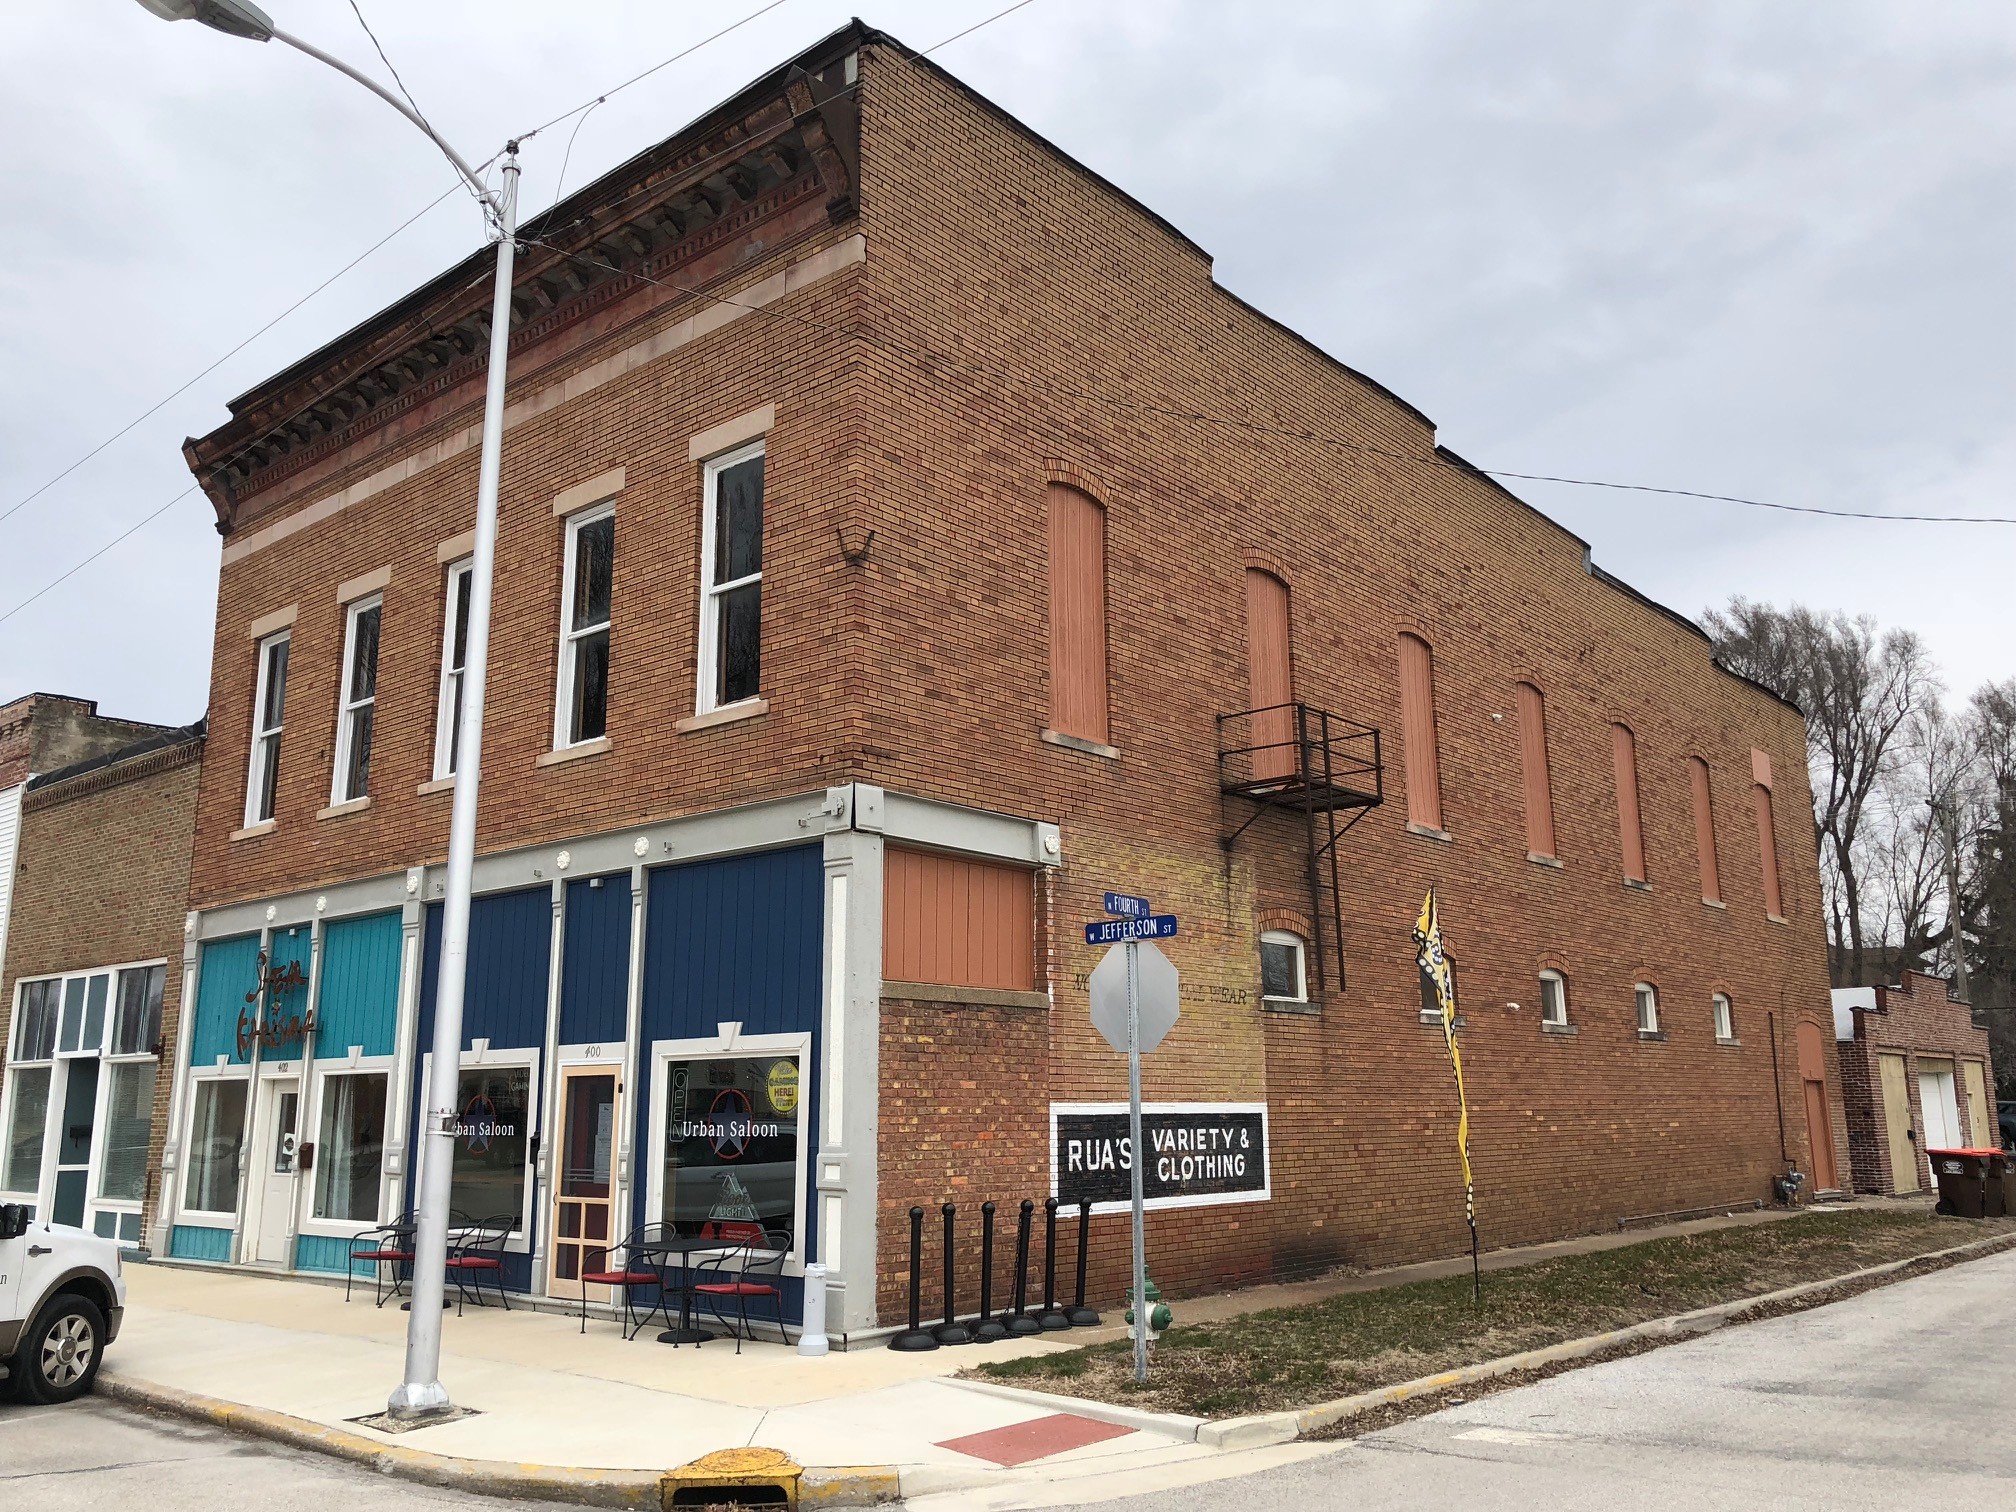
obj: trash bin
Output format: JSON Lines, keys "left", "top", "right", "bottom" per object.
{"left": 1927, "top": 1148, "right": 1994, "bottom": 1219}
{"left": 1989, "top": 1150, "right": 2012, "bottom": 1219}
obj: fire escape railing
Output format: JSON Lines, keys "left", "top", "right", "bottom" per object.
{"left": 1217, "top": 703, "right": 1384, "bottom": 995}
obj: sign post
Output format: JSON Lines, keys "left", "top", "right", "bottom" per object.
{"left": 1124, "top": 940, "right": 1150, "bottom": 1385}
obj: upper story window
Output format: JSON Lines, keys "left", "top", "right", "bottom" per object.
{"left": 1397, "top": 633, "right": 1444, "bottom": 831}
{"left": 1635, "top": 981, "right": 1661, "bottom": 1034}
{"left": 1259, "top": 930, "right": 1308, "bottom": 1004}
{"left": 1752, "top": 750, "right": 1785, "bottom": 919}
{"left": 433, "top": 559, "right": 473, "bottom": 779}
{"left": 1539, "top": 969, "right": 1569, "bottom": 1026}
{"left": 1688, "top": 755, "right": 1722, "bottom": 904}
{"left": 1611, "top": 723, "right": 1647, "bottom": 884}
{"left": 1046, "top": 484, "right": 1109, "bottom": 745}
{"left": 1517, "top": 682, "right": 1557, "bottom": 860}
{"left": 697, "top": 441, "right": 763, "bottom": 715}
{"left": 331, "top": 594, "right": 381, "bottom": 804}
{"left": 1713, "top": 992, "right": 1735, "bottom": 1041}
{"left": 244, "top": 630, "right": 290, "bottom": 825}
{"left": 556, "top": 504, "right": 614, "bottom": 746}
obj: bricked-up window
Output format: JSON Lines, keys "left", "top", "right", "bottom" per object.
{"left": 433, "top": 559, "right": 472, "bottom": 779}
{"left": 1688, "top": 756, "right": 1722, "bottom": 904}
{"left": 1713, "top": 992, "right": 1735, "bottom": 1041}
{"left": 1259, "top": 931, "right": 1308, "bottom": 1003}
{"left": 1539, "top": 969, "right": 1569, "bottom": 1026}
{"left": 697, "top": 441, "right": 764, "bottom": 715}
{"left": 1397, "top": 634, "right": 1444, "bottom": 831}
{"left": 1612, "top": 723, "right": 1647, "bottom": 883}
{"left": 331, "top": 594, "right": 381, "bottom": 804}
{"left": 557, "top": 504, "right": 614, "bottom": 745}
{"left": 1517, "top": 682, "right": 1557, "bottom": 859}
{"left": 1752, "top": 755, "right": 1785, "bottom": 916}
{"left": 883, "top": 845, "right": 1035, "bottom": 992}
{"left": 1635, "top": 982, "right": 1660, "bottom": 1034}
{"left": 1247, "top": 571, "right": 1294, "bottom": 783}
{"left": 1047, "top": 485, "right": 1109, "bottom": 744}
{"left": 244, "top": 630, "right": 289, "bottom": 825}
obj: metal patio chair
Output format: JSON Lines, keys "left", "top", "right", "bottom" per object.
{"left": 578, "top": 1222, "right": 673, "bottom": 1339}
{"left": 690, "top": 1227, "right": 791, "bottom": 1353}
{"left": 443, "top": 1214, "right": 514, "bottom": 1315}
{"left": 346, "top": 1213, "right": 417, "bottom": 1307}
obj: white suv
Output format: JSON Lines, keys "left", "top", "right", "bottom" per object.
{"left": 0, "top": 1202, "right": 126, "bottom": 1404}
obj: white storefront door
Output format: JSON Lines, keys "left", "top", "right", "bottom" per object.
{"left": 250, "top": 1080, "right": 301, "bottom": 1265}
{"left": 1918, "top": 1062, "right": 1963, "bottom": 1181}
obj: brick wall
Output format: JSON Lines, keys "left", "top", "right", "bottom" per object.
{"left": 1837, "top": 971, "right": 1997, "bottom": 1194}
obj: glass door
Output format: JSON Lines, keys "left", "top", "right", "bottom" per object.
{"left": 51, "top": 1058, "right": 100, "bottom": 1228}
{"left": 548, "top": 1068, "right": 618, "bottom": 1300}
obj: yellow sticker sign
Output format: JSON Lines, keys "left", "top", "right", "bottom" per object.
{"left": 766, "top": 1059, "right": 800, "bottom": 1117}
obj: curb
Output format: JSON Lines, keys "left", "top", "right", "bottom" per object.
{"left": 1195, "top": 1229, "right": 2016, "bottom": 1450}
{"left": 95, "top": 1374, "right": 904, "bottom": 1508}
{"left": 943, "top": 1375, "right": 1206, "bottom": 1441}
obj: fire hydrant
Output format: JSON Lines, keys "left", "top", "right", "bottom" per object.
{"left": 1124, "top": 1275, "right": 1172, "bottom": 1339}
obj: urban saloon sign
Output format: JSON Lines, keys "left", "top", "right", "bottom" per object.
{"left": 1050, "top": 1102, "right": 1270, "bottom": 1213}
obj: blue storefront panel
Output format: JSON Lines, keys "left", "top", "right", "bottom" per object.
{"left": 559, "top": 875, "right": 631, "bottom": 1045}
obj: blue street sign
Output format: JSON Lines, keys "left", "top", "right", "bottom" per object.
{"left": 1084, "top": 915, "right": 1179, "bottom": 945}
{"left": 1103, "top": 891, "right": 1153, "bottom": 919}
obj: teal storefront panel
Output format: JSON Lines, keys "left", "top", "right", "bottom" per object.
{"left": 316, "top": 912, "right": 402, "bottom": 1059}
{"left": 294, "top": 1233, "right": 369, "bottom": 1275}
{"left": 170, "top": 1225, "right": 233, "bottom": 1262}
{"left": 190, "top": 936, "right": 260, "bottom": 1065}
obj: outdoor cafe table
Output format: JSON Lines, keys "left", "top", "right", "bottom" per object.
{"left": 634, "top": 1234, "right": 717, "bottom": 1345}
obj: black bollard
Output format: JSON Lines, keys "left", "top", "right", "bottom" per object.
{"left": 1066, "top": 1196, "right": 1102, "bottom": 1326}
{"left": 974, "top": 1200, "right": 1007, "bottom": 1342}
{"left": 1006, "top": 1198, "right": 1041, "bottom": 1335}
{"left": 1038, "top": 1196, "right": 1071, "bottom": 1329}
{"left": 888, "top": 1205, "right": 939, "bottom": 1350}
{"left": 934, "top": 1202, "right": 972, "bottom": 1344}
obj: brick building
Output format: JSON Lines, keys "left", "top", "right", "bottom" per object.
{"left": 0, "top": 713, "right": 204, "bottom": 1246}
{"left": 156, "top": 23, "right": 1841, "bottom": 1335}
{"left": 1833, "top": 972, "right": 1999, "bottom": 1196}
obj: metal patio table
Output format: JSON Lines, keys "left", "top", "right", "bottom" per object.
{"left": 633, "top": 1234, "right": 718, "bottom": 1345}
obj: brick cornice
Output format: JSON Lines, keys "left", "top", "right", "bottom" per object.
{"left": 24, "top": 738, "right": 203, "bottom": 812}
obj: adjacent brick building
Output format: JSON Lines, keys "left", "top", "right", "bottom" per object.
{"left": 155, "top": 23, "right": 1842, "bottom": 1335}
{"left": 1833, "top": 972, "right": 1998, "bottom": 1196}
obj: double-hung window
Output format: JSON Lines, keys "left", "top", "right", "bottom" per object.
{"left": 556, "top": 506, "right": 614, "bottom": 747}
{"left": 434, "top": 559, "right": 473, "bottom": 778}
{"left": 331, "top": 594, "right": 381, "bottom": 804}
{"left": 245, "top": 631, "right": 290, "bottom": 825}
{"left": 1539, "top": 969, "right": 1569, "bottom": 1027}
{"left": 697, "top": 441, "right": 764, "bottom": 715}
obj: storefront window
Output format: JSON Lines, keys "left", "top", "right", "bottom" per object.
{"left": 183, "top": 1078, "right": 248, "bottom": 1213}
{"left": 314, "top": 1073, "right": 388, "bottom": 1223}
{"left": 97, "top": 1062, "right": 156, "bottom": 1202}
{"left": 4, "top": 1066, "right": 51, "bottom": 1193}
{"left": 448, "top": 1065, "right": 531, "bottom": 1231}
{"left": 112, "top": 965, "right": 165, "bottom": 1056}
{"left": 14, "top": 979, "right": 60, "bottom": 1061}
{"left": 659, "top": 1055, "right": 801, "bottom": 1251}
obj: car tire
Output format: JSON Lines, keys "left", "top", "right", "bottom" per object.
{"left": 16, "top": 1293, "right": 107, "bottom": 1406}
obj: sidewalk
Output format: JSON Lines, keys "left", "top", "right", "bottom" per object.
{"left": 98, "top": 1202, "right": 1863, "bottom": 1505}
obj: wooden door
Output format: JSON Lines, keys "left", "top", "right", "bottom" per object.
{"left": 1963, "top": 1061, "right": 1993, "bottom": 1149}
{"left": 548, "top": 1067, "right": 619, "bottom": 1301}
{"left": 1795, "top": 1020, "right": 1837, "bottom": 1192}
{"left": 1245, "top": 570, "right": 1293, "bottom": 784}
{"left": 1878, "top": 1053, "right": 1917, "bottom": 1192}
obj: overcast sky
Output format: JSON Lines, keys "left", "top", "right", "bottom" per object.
{"left": 4, "top": 1, "right": 2012, "bottom": 727}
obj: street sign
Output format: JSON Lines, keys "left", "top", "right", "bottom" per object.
{"left": 1088, "top": 940, "right": 1179, "bottom": 1054}
{"left": 1103, "top": 891, "right": 1152, "bottom": 919}
{"left": 1084, "top": 915, "right": 1178, "bottom": 945}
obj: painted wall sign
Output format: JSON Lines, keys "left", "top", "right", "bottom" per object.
{"left": 1050, "top": 1102, "right": 1270, "bottom": 1213}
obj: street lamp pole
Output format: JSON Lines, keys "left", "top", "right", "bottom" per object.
{"left": 135, "top": 0, "right": 516, "bottom": 1419}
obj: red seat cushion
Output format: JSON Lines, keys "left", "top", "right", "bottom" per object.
{"left": 582, "top": 1271, "right": 659, "bottom": 1285}
{"left": 693, "top": 1282, "right": 781, "bottom": 1296}
{"left": 445, "top": 1257, "right": 502, "bottom": 1270}
{"left": 352, "top": 1249, "right": 414, "bottom": 1262}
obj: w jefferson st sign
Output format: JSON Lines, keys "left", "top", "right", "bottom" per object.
{"left": 1050, "top": 1102, "right": 1270, "bottom": 1213}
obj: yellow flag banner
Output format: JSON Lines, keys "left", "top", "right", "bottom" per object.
{"left": 1413, "top": 888, "right": 1480, "bottom": 1301}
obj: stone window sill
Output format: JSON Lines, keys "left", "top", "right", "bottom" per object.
{"left": 1419, "top": 1009, "right": 1466, "bottom": 1028}
{"left": 1624, "top": 878, "right": 1653, "bottom": 893}
{"left": 1702, "top": 897, "right": 1726, "bottom": 910}
{"left": 416, "top": 775, "right": 456, "bottom": 796}
{"left": 1638, "top": 1029, "right": 1668, "bottom": 1042}
{"left": 538, "top": 736, "right": 612, "bottom": 767}
{"left": 1263, "top": 995, "right": 1319, "bottom": 1015}
{"left": 1041, "top": 728, "right": 1120, "bottom": 760}
{"left": 881, "top": 981, "right": 1048, "bottom": 1010}
{"left": 677, "top": 698, "right": 768, "bottom": 734}
{"left": 1541, "top": 1021, "right": 1579, "bottom": 1037}
{"left": 1717, "top": 1036, "right": 1742, "bottom": 1049}
{"left": 316, "top": 798, "right": 371, "bottom": 821}
{"left": 1407, "top": 822, "right": 1455, "bottom": 844}
{"left": 1528, "top": 852, "right": 1564, "bottom": 869}
{"left": 1766, "top": 914, "right": 1789, "bottom": 926}
{"left": 229, "top": 819, "right": 276, "bottom": 842}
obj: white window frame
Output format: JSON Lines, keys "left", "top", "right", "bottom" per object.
{"left": 418, "top": 1045, "right": 541, "bottom": 1253}
{"left": 1, "top": 977, "right": 60, "bottom": 1204}
{"left": 646, "top": 1029, "right": 811, "bottom": 1274}
{"left": 299, "top": 1056, "right": 397, "bottom": 1238}
{"left": 1635, "top": 982, "right": 1661, "bottom": 1034}
{"left": 694, "top": 439, "right": 765, "bottom": 717}
{"left": 432, "top": 558, "right": 473, "bottom": 780}
{"left": 1713, "top": 992, "right": 1735, "bottom": 1042}
{"left": 245, "top": 630, "right": 290, "bottom": 826}
{"left": 178, "top": 1066, "right": 254, "bottom": 1223}
{"left": 554, "top": 503, "right": 615, "bottom": 750}
{"left": 1258, "top": 930, "right": 1309, "bottom": 1004}
{"left": 330, "top": 593, "right": 382, "bottom": 805}
{"left": 1539, "top": 969, "right": 1569, "bottom": 1027}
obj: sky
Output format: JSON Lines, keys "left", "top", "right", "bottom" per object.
{"left": 3, "top": 1, "right": 2012, "bottom": 727}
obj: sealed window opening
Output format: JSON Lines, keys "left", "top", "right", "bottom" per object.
{"left": 1635, "top": 982, "right": 1660, "bottom": 1034}
{"left": 1689, "top": 756, "right": 1722, "bottom": 903}
{"left": 883, "top": 846, "right": 1036, "bottom": 992}
{"left": 1539, "top": 969, "right": 1569, "bottom": 1026}
{"left": 1259, "top": 931, "right": 1308, "bottom": 1003}
{"left": 449, "top": 1064, "right": 532, "bottom": 1233}
{"left": 245, "top": 630, "right": 290, "bottom": 825}
{"left": 315, "top": 1072, "right": 389, "bottom": 1223}
{"left": 433, "top": 559, "right": 473, "bottom": 778}
{"left": 1517, "top": 682, "right": 1556, "bottom": 858}
{"left": 331, "top": 595, "right": 381, "bottom": 804}
{"left": 1612, "top": 724, "right": 1647, "bottom": 883}
{"left": 1754, "top": 783, "right": 1784, "bottom": 917}
{"left": 660, "top": 1054, "right": 801, "bottom": 1255}
{"left": 557, "top": 507, "right": 615, "bottom": 746}
{"left": 1246, "top": 570, "right": 1294, "bottom": 784}
{"left": 4, "top": 1065, "right": 52, "bottom": 1193}
{"left": 183, "top": 1078, "right": 249, "bottom": 1214}
{"left": 698, "top": 442, "right": 764, "bottom": 715}
{"left": 1398, "top": 634, "right": 1444, "bottom": 830}
{"left": 1047, "top": 484, "right": 1110, "bottom": 744}
{"left": 1713, "top": 992, "right": 1735, "bottom": 1041}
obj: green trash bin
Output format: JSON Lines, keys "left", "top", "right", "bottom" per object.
{"left": 1928, "top": 1148, "right": 1993, "bottom": 1218}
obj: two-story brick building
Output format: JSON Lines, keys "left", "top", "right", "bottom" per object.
{"left": 153, "top": 22, "right": 1841, "bottom": 1336}
{"left": 1833, "top": 972, "right": 1999, "bottom": 1196}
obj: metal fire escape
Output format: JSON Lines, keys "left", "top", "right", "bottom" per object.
{"left": 1217, "top": 703, "right": 1384, "bottom": 994}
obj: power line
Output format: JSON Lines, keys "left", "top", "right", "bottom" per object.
{"left": 923, "top": 0, "right": 1041, "bottom": 56}
{"left": 344, "top": 0, "right": 491, "bottom": 222}
{"left": 0, "top": 488, "right": 197, "bottom": 630}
